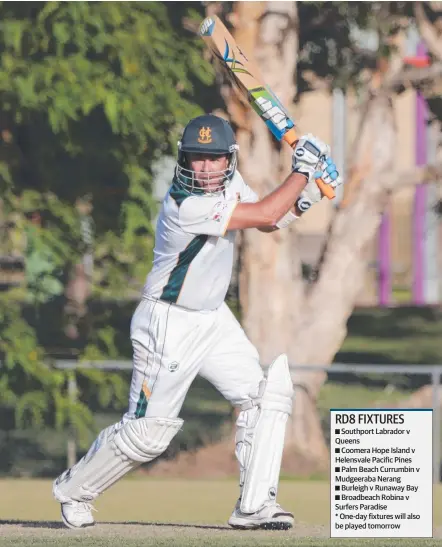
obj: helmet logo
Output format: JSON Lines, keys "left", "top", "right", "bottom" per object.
{"left": 197, "top": 126, "right": 212, "bottom": 144}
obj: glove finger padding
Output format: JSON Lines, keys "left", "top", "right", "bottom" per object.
{"left": 296, "top": 156, "right": 342, "bottom": 213}
{"left": 315, "top": 157, "right": 339, "bottom": 186}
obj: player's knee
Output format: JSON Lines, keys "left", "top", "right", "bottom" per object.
{"left": 229, "top": 370, "right": 265, "bottom": 408}
{"left": 260, "top": 354, "right": 293, "bottom": 414}
{"left": 114, "top": 416, "right": 183, "bottom": 462}
{"left": 240, "top": 354, "right": 293, "bottom": 416}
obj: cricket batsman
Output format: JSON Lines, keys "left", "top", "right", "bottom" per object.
{"left": 53, "top": 114, "right": 343, "bottom": 530}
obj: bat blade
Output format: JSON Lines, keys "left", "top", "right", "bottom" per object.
{"left": 199, "top": 15, "right": 335, "bottom": 200}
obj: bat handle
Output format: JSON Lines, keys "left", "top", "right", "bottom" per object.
{"left": 283, "top": 129, "right": 335, "bottom": 200}
{"left": 314, "top": 175, "right": 335, "bottom": 200}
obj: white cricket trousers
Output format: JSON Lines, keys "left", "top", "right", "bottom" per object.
{"left": 123, "top": 296, "right": 264, "bottom": 421}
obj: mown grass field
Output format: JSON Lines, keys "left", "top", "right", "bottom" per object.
{"left": 0, "top": 479, "right": 441, "bottom": 547}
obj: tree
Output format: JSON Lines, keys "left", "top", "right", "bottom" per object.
{"left": 204, "top": 1, "right": 442, "bottom": 470}
{"left": 0, "top": 1, "right": 212, "bottom": 441}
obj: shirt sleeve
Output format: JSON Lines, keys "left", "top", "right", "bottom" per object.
{"left": 178, "top": 196, "right": 238, "bottom": 237}
{"left": 236, "top": 171, "right": 259, "bottom": 203}
{"left": 241, "top": 183, "right": 259, "bottom": 204}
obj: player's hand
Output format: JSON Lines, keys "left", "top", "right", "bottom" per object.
{"left": 292, "top": 134, "right": 330, "bottom": 181}
{"left": 296, "top": 156, "right": 342, "bottom": 213}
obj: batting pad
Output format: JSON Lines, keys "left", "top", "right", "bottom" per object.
{"left": 237, "top": 354, "right": 294, "bottom": 514}
{"left": 54, "top": 417, "right": 182, "bottom": 503}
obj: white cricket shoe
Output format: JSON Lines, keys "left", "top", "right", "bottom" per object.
{"left": 60, "top": 500, "right": 96, "bottom": 529}
{"left": 228, "top": 499, "right": 294, "bottom": 530}
{"left": 53, "top": 476, "right": 96, "bottom": 529}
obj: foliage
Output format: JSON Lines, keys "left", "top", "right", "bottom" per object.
{"left": 297, "top": 2, "right": 415, "bottom": 93}
{"left": 0, "top": 295, "right": 92, "bottom": 434}
{"left": 0, "top": 1, "right": 213, "bottom": 437}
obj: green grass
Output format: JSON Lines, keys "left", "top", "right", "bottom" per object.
{"left": 1, "top": 478, "right": 310, "bottom": 525}
{"left": 0, "top": 538, "right": 440, "bottom": 547}
{"left": 338, "top": 307, "right": 442, "bottom": 365}
{"left": 0, "top": 479, "right": 441, "bottom": 546}
{"left": 1, "top": 538, "right": 440, "bottom": 547}
{"left": 318, "top": 383, "right": 410, "bottom": 412}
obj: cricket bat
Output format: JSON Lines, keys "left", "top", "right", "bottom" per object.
{"left": 199, "top": 15, "right": 335, "bottom": 200}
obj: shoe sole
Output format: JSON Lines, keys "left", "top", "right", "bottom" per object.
{"left": 229, "top": 519, "right": 294, "bottom": 530}
{"left": 260, "top": 521, "right": 293, "bottom": 530}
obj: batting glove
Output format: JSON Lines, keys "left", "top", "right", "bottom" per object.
{"left": 292, "top": 134, "right": 331, "bottom": 181}
{"left": 296, "top": 156, "right": 343, "bottom": 213}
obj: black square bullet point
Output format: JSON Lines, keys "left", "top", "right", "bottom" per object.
{"left": 335, "top": 429, "right": 340, "bottom": 434}
{"left": 335, "top": 448, "right": 340, "bottom": 453}
{"left": 335, "top": 495, "right": 340, "bottom": 500}
{"left": 335, "top": 486, "right": 340, "bottom": 491}
{"left": 335, "top": 467, "right": 340, "bottom": 472}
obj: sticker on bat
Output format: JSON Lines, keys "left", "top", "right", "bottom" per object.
{"left": 200, "top": 17, "right": 215, "bottom": 36}
{"left": 222, "top": 40, "right": 252, "bottom": 76}
{"left": 255, "top": 96, "right": 289, "bottom": 131}
{"left": 249, "top": 88, "right": 295, "bottom": 140}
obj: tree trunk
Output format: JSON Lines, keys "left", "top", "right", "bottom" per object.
{"left": 64, "top": 196, "right": 94, "bottom": 342}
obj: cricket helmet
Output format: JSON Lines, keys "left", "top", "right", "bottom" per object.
{"left": 175, "top": 114, "right": 239, "bottom": 195}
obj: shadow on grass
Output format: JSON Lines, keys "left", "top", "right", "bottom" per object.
{"left": 344, "top": 306, "right": 442, "bottom": 340}
{"left": 0, "top": 520, "right": 65, "bottom": 529}
{"left": 0, "top": 519, "right": 233, "bottom": 531}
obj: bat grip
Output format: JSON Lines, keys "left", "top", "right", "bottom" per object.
{"left": 313, "top": 176, "right": 335, "bottom": 200}
{"left": 283, "top": 129, "right": 335, "bottom": 200}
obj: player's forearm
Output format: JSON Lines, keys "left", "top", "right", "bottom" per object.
{"left": 226, "top": 172, "right": 308, "bottom": 232}
{"left": 258, "top": 202, "right": 304, "bottom": 232}
{"left": 258, "top": 172, "right": 307, "bottom": 227}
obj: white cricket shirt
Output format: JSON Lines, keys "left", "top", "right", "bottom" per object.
{"left": 143, "top": 170, "right": 258, "bottom": 311}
